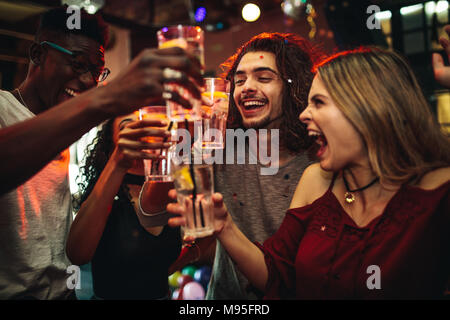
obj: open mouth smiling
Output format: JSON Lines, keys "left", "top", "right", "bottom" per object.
{"left": 64, "top": 88, "right": 80, "bottom": 97}
{"left": 240, "top": 99, "right": 267, "bottom": 111}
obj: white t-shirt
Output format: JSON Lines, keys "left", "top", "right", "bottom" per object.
{"left": 0, "top": 90, "right": 73, "bottom": 299}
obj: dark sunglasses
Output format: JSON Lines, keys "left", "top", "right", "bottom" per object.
{"left": 40, "top": 41, "right": 110, "bottom": 83}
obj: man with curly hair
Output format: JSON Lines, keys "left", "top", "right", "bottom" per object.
{"left": 206, "top": 33, "right": 323, "bottom": 299}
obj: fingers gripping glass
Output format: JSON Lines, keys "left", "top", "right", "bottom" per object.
{"left": 40, "top": 41, "right": 110, "bottom": 83}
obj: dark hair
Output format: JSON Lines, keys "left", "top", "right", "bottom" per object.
{"left": 72, "top": 118, "right": 129, "bottom": 211}
{"left": 221, "top": 33, "right": 325, "bottom": 152}
{"left": 36, "top": 5, "right": 108, "bottom": 47}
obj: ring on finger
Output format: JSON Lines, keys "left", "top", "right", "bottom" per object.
{"left": 162, "top": 91, "right": 173, "bottom": 100}
{"left": 162, "top": 67, "right": 183, "bottom": 81}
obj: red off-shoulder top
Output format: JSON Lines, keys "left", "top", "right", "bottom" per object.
{"left": 257, "top": 179, "right": 450, "bottom": 299}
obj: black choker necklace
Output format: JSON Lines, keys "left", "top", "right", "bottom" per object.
{"left": 123, "top": 173, "right": 145, "bottom": 186}
{"left": 342, "top": 173, "right": 379, "bottom": 204}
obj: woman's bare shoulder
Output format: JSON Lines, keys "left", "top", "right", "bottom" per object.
{"left": 289, "top": 163, "right": 333, "bottom": 209}
{"left": 418, "top": 167, "right": 450, "bottom": 190}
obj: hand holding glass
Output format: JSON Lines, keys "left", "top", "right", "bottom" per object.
{"left": 139, "top": 106, "right": 173, "bottom": 182}
{"left": 198, "top": 78, "right": 230, "bottom": 149}
{"left": 170, "top": 153, "right": 214, "bottom": 239}
{"left": 158, "top": 25, "right": 205, "bottom": 122}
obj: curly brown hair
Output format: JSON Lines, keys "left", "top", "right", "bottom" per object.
{"left": 72, "top": 118, "right": 129, "bottom": 211}
{"left": 220, "top": 32, "right": 325, "bottom": 152}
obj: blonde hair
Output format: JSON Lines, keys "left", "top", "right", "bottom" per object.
{"left": 316, "top": 47, "right": 450, "bottom": 186}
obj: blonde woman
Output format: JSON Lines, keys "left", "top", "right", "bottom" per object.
{"left": 168, "top": 47, "right": 450, "bottom": 299}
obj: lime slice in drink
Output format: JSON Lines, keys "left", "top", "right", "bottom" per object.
{"left": 159, "top": 38, "right": 188, "bottom": 49}
{"left": 174, "top": 166, "right": 194, "bottom": 190}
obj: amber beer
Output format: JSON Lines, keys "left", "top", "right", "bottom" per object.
{"left": 139, "top": 180, "right": 174, "bottom": 214}
{"left": 139, "top": 109, "right": 169, "bottom": 143}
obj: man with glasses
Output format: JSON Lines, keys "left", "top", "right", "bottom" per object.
{"left": 0, "top": 6, "right": 203, "bottom": 299}
{"left": 39, "top": 40, "right": 111, "bottom": 84}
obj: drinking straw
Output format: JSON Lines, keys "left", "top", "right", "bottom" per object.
{"left": 186, "top": 119, "right": 198, "bottom": 227}
{"left": 199, "top": 195, "right": 205, "bottom": 227}
{"left": 152, "top": 121, "right": 173, "bottom": 174}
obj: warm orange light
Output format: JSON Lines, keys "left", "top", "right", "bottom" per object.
{"left": 242, "top": 3, "right": 261, "bottom": 22}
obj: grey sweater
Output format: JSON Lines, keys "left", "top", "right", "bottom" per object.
{"left": 206, "top": 149, "right": 313, "bottom": 299}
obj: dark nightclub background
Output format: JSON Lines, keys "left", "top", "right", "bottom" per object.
{"left": 0, "top": 0, "right": 449, "bottom": 301}
{"left": 0, "top": 1, "right": 449, "bottom": 100}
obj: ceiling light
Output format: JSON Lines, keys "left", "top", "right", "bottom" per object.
{"left": 281, "top": 0, "right": 308, "bottom": 20}
{"left": 436, "top": 1, "right": 449, "bottom": 13}
{"left": 375, "top": 10, "right": 392, "bottom": 20}
{"left": 242, "top": 3, "right": 261, "bottom": 22}
{"left": 400, "top": 4, "right": 423, "bottom": 16}
{"left": 61, "top": 0, "right": 104, "bottom": 14}
{"left": 194, "top": 6, "right": 207, "bottom": 22}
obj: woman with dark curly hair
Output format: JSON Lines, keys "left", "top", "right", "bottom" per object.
{"left": 66, "top": 114, "right": 181, "bottom": 299}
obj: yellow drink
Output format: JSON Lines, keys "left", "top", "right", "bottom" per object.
{"left": 139, "top": 111, "right": 169, "bottom": 143}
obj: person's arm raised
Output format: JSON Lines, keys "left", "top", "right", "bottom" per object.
{"left": 0, "top": 85, "right": 107, "bottom": 195}
{"left": 216, "top": 207, "right": 269, "bottom": 292}
{"left": 168, "top": 191, "right": 269, "bottom": 292}
{"left": 66, "top": 119, "right": 170, "bottom": 265}
{"left": 0, "top": 47, "right": 203, "bottom": 195}
{"left": 432, "top": 25, "right": 450, "bottom": 88}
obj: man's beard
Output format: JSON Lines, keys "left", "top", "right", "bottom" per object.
{"left": 242, "top": 114, "right": 283, "bottom": 130}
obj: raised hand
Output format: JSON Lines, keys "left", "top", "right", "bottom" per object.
{"left": 111, "top": 118, "right": 171, "bottom": 171}
{"left": 101, "top": 46, "right": 205, "bottom": 117}
{"left": 167, "top": 189, "right": 231, "bottom": 237}
{"left": 432, "top": 25, "right": 450, "bottom": 88}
